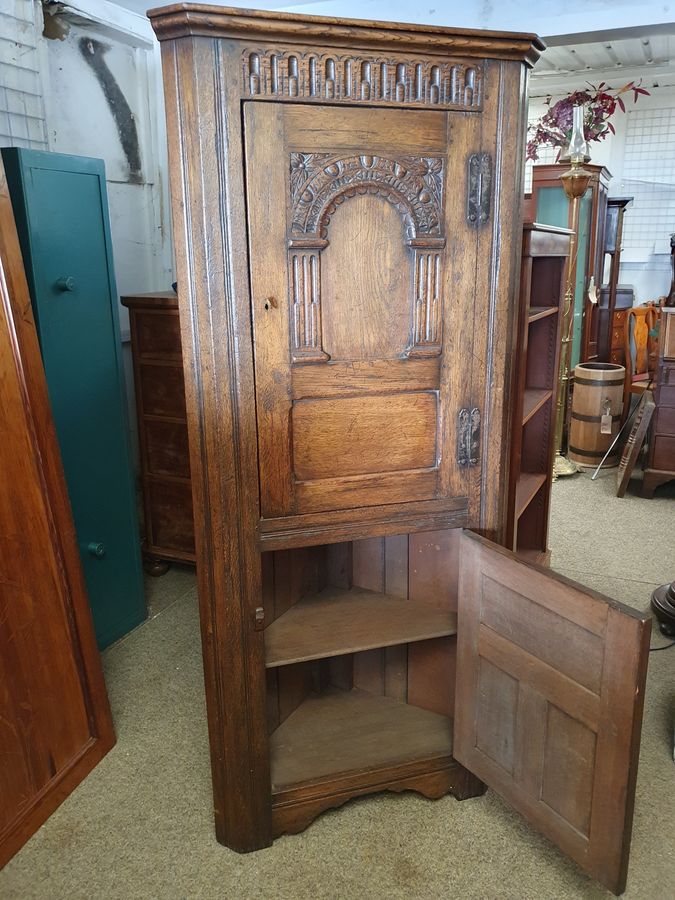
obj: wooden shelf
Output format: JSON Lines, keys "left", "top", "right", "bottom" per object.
{"left": 528, "top": 306, "right": 558, "bottom": 323}
{"left": 270, "top": 688, "right": 453, "bottom": 790}
{"left": 265, "top": 586, "right": 456, "bottom": 668}
{"left": 515, "top": 472, "right": 547, "bottom": 518}
{"left": 522, "top": 388, "right": 553, "bottom": 425}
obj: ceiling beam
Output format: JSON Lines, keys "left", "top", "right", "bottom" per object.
{"left": 544, "top": 23, "right": 675, "bottom": 46}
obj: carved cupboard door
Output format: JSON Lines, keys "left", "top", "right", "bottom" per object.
{"left": 454, "top": 531, "right": 650, "bottom": 895}
{"left": 245, "top": 103, "right": 480, "bottom": 520}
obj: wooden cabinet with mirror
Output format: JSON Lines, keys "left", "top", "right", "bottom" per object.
{"left": 151, "top": 5, "right": 650, "bottom": 894}
{"left": 530, "top": 163, "right": 610, "bottom": 367}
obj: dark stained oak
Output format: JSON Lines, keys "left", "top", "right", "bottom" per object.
{"left": 0, "top": 158, "right": 115, "bottom": 868}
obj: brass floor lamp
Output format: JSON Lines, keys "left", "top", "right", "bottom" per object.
{"left": 553, "top": 106, "right": 592, "bottom": 479}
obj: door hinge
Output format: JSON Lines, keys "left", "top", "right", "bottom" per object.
{"left": 253, "top": 607, "right": 265, "bottom": 631}
{"left": 457, "top": 407, "right": 481, "bottom": 467}
{"left": 467, "top": 153, "right": 492, "bottom": 227}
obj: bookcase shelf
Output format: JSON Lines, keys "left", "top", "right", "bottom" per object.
{"left": 528, "top": 306, "right": 558, "bottom": 323}
{"left": 270, "top": 687, "right": 453, "bottom": 791}
{"left": 522, "top": 388, "right": 553, "bottom": 425}
{"left": 515, "top": 472, "right": 548, "bottom": 519}
{"left": 265, "top": 586, "right": 457, "bottom": 668}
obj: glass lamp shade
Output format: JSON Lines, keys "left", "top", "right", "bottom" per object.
{"left": 560, "top": 105, "right": 590, "bottom": 164}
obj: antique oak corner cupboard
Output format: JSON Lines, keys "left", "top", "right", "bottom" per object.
{"left": 149, "top": 5, "right": 649, "bottom": 893}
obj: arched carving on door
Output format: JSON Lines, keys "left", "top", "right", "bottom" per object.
{"left": 287, "top": 152, "right": 446, "bottom": 362}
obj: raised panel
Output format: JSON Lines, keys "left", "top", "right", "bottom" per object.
{"left": 292, "top": 392, "right": 438, "bottom": 480}
{"left": 479, "top": 575, "right": 605, "bottom": 693}
{"left": 147, "top": 479, "right": 195, "bottom": 554}
{"left": 320, "top": 195, "right": 411, "bottom": 360}
{"left": 145, "top": 419, "right": 190, "bottom": 478}
{"left": 541, "top": 705, "right": 596, "bottom": 837}
{"left": 139, "top": 363, "right": 187, "bottom": 419}
{"left": 475, "top": 658, "right": 518, "bottom": 773}
{"left": 135, "top": 310, "right": 182, "bottom": 358}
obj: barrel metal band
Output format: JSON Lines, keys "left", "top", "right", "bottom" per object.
{"left": 568, "top": 445, "right": 616, "bottom": 458}
{"left": 574, "top": 376, "right": 624, "bottom": 387}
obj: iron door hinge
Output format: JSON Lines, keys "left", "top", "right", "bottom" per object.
{"left": 467, "top": 153, "right": 492, "bottom": 227}
{"left": 457, "top": 407, "right": 481, "bottom": 467}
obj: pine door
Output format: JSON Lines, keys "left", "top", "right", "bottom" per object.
{"left": 455, "top": 530, "right": 650, "bottom": 895}
{"left": 245, "top": 103, "right": 478, "bottom": 520}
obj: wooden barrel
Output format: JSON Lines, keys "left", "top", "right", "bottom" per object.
{"left": 568, "top": 362, "right": 625, "bottom": 468}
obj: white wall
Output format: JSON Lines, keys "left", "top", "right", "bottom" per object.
{"left": 1, "top": 0, "right": 173, "bottom": 324}
{"left": 0, "top": 0, "right": 173, "bottom": 469}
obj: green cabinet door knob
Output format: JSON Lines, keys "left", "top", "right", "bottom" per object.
{"left": 87, "top": 541, "right": 106, "bottom": 558}
{"left": 55, "top": 276, "right": 76, "bottom": 292}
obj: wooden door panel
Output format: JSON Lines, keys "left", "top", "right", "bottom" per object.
{"left": 245, "top": 101, "right": 475, "bottom": 520}
{"left": 455, "top": 530, "right": 650, "bottom": 895}
{"left": 0, "top": 160, "right": 114, "bottom": 867}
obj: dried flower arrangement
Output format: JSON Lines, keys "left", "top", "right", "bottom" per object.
{"left": 527, "top": 82, "right": 650, "bottom": 162}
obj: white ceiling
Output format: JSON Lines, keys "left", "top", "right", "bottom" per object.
{"left": 531, "top": 31, "right": 675, "bottom": 96}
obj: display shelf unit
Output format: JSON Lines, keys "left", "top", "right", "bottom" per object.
{"left": 507, "top": 223, "right": 572, "bottom": 562}
{"left": 530, "top": 164, "right": 610, "bottom": 367}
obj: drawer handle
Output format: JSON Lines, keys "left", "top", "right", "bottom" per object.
{"left": 87, "top": 541, "right": 106, "bottom": 559}
{"left": 55, "top": 276, "right": 76, "bottom": 292}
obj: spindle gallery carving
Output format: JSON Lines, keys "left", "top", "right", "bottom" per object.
{"left": 287, "top": 152, "right": 446, "bottom": 362}
{"left": 244, "top": 48, "right": 482, "bottom": 110}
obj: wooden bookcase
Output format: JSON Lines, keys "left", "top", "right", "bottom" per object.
{"left": 507, "top": 224, "right": 571, "bottom": 563}
{"left": 150, "top": 6, "right": 651, "bottom": 893}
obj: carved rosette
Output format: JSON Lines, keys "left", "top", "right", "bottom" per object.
{"left": 287, "top": 152, "right": 447, "bottom": 362}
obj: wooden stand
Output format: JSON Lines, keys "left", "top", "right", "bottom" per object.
{"left": 507, "top": 223, "right": 571, "bottom": 563}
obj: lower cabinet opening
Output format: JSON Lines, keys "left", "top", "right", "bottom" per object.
{"left": 269, "top": 651, "right": 455, "bottom": 792}
{"left": 262, "top": 529, "right": 460, "bottom": 793}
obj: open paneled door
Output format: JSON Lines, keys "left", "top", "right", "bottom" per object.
{"left": 454, "top": 530, "right": 650, "bottom": 895}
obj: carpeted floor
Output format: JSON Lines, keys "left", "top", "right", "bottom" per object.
{"left": 1, "top": 470, "right": 674, "bottom": 899}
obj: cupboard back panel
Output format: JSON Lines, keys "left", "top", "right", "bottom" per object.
{"left": 263, "top": 529, "right": 460, "bottom": 730}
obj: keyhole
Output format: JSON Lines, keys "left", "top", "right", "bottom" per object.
{"left": 264, "top": 296, "right": 277, "bottom": 311}
{"left": 264, "top": 300, "right": 270, "bottom": 311}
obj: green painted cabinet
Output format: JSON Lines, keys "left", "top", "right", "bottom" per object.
{"left": 3, "top": 148, "right": 146, "bottom": 648}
